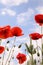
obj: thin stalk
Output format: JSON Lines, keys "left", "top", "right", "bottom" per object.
{"left": 30, "top": 38, "right": 32, "bottom": 45}
{"left": 30, "top": 38, "right": 34, "bottom": 65}
{"left": 41, "top": 26, "right": 43, "bottom": 64}
{"left": 8, "top": 50, "right": 14, "bottom": 65}
{"left": 5, "top": 36, "right": 16, "bottom": 65}
{"left": 2, "top": 43, "right": 8, "bottom": 65}
{"left": 27, "top": 53, "right": 31, "bottom": 65}
{"left": 0, "top": 39, "right": 2, "bottom": 45}
{"left": 31, "top": 54, "right": 33, "bottom": 65}
{"left": 36, "top": 40, "right": 39, "bottom": 53}
{"left": 27, "top": 60, "right": 29, "bottom": 65}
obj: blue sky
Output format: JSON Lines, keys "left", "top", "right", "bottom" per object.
{"left": 0, "top": 0, "right": 43, "bottom": 65}
{"left": 0, "top": 0, "right": 43, "bottom": 36}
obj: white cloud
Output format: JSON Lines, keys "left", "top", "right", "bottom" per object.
{"left": 1, "top": 8, "right": 16, "bottom": 16}
{"left": 17, "top": 8, "right": 34, "bottom": 25}
{"left": 1, "top": 11, "right": 6, "bottom": 15}
{"left": 36, "top": 6, "right": 43, "bottom": 14}
{"left": 0, "top": 0, "right": 28, "bottom": 6}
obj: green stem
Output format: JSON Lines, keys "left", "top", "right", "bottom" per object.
{"left": 0, "top": 39, "right": 2, "bottom": 45}
{"left": 5, "top": 36, "right": 16, "bottom": 65}
{"left": 2, "top": 44, "right": 7, "bottom": 65}
{"left": 2, "top": 40, "right": 10, "bottom": 65}
{"left": 41, "top": 26, "right": 43, "bottom": 64}
{"left": 30, "top": 38, "right": 32, "bottom": 45}
{"left": 36, "top": 40, "right": 39, "bottom": 53}
{"left": 30, "top": 38, "right": 34, "bottom": 65}
{"left": 42, "top": 44, "right": 43, "bottom": 64}
{"left": 31, "top": 54, "right": 33, "bottom": 65}
{"left": 27, "top": 60, "right": 29, "bottom": 65}
{"left": 8, "top": 50, "right": 14, "bottom": 65}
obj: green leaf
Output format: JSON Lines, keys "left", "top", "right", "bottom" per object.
{"left": 30, "top": 45, "right": 33, "bottom": 51}
{"left": 25, "top": 43, "right": 29, "bottom": 52}
{"left": 25, "top": 43, "right": 32, "bottom": 54}
{"left": 33, "top": 49, "right": 36, "bottom": 54}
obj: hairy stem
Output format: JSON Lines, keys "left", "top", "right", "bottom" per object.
{"left": 2, "top": 41, "right": 8, "bottom": 65}
{"left": 5, "top": 37, "right": 16, "bottom": 65}
{"left": 8, "top": 50, "right": 14, "bottom": 65}
{"left": 41, "top": 26, "right": 43, "bottom": 64}
{"left": 30, "top": 38, "right": 34, "bottom": 65}
{"left": 31, "top": 54, "right": 33, "bottom": 65}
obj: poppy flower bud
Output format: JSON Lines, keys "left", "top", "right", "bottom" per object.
{"left": 37, "top": 52, "right": 40, "bottom": 57}
{"left": 18, "top": 44, "right": 22, "bottom": 48}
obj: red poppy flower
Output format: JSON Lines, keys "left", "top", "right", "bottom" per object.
{"left": 29, "top": 33, "right": 42, "bottom": 40}
{"left": 0, "top": 46, "right": 5, "bottom": 54}
{"left": 0, "top": 25, "right": 12, "bottom": 39}
{"left": 11, "top": 27, "right": 24, "bottom": 37}
{"left": 35, "top": 14, "right": 43, "bottom": 26}
{"left": 41, "top": 34, "right": 43, "bottom": 38}
{"left": 16, "top": 53, "right": 26, "bottom": 64}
